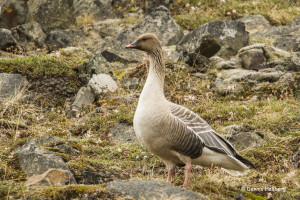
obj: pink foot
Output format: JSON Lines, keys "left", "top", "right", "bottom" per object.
{"left": 167, "top": 168, "right": 175, "bottom": 182}
{"left": 183, "top": 163, "right": 192, "bottom": 189}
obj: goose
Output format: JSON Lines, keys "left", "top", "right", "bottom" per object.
{"left": 126, "top": 33, "right": 255, "bottom": 188}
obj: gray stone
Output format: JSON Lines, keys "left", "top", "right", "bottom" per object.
{"left": 78, "top": 53, "right": 114, "bottom": 84}
{"left": 237, "top": 43, "right": 291, "bottom": 71}
{"left": 291, "top": 52, "right": 300, "bottom": 72}
{"left": 0, "top": 0, "right": 28, "bottom": 29}
{"left": 238, "top": 15, "right": 271, "bottom": 35}
{"left": 223, "top": 125, "right": 263, "bottom": 149}
{"left": 0, "top": 28, "right": 17, "bottom": 50}
{"left": 45, "top": 29, "right": 85, "bottom": 51}
{"left": 121, "top": 78, "right": 140, "bottom": 90}
{"left": 238, "top": 49, "right": 266, "bottom": 71}
{"left": 88, "top": 74, "right": 118, "bottom": 97}
{"left": 72, "top": 87, "right": 95, "bottom": 112}
{"left": 74, "top": 0, "right": 114, "bottom": 21}
{"left": 107, "top": 180, "right": 206, "bottom": 200}
{"left": 102, "top": 6, "right": 183, "bottom": 63}
{"left": 11, "top": 22, "right": 46, "bottom": 49}
{"left": 0, "top": 73, "right": 28, "bottom": 102}
{"left": 31, "top": 0, "right": 76, "bottom": 33}
{"left": 253, "top": 25, "right": 300, "bottom": 52}
{"left": 216, "top": 60, "right": 236, "bottom": 70}
{"left": 15, "top": 138, "right": 76, "bottom": 187}
{"left": 108, "top": 123, "right": 137, "bottom": 143}
{"left": 176, "top": 20, "right": 249, "bottom": 62}
{"left": 26, "top": 168, "right": 75, "bottom": 187}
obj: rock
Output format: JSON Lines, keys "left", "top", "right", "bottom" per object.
{"left": 238, "top": 48, "right": 266, "bottom": 71}
{"left": 91, "top": 19, "right": 123, "bottom": 38}
{"left": 237, "top": 43, "right": 291, "bottom": 71}
{"left": 0, "top": 0, "right": 29, "bottom": 29}
{"left": 222, "top": 125, "right": 263, "bottom": 149}
{"left": 0, "top": 28, "right": 17, "bottom": 50}
{"left": 108, "top": 123, "right": 137, "bottom": 143}
{"left": 45, "top": 29, "right": 85, "bottom": 51}
{"left": 0, "top": 73, "right": 28, "bottom": 102}
{"left": 88, "top": 74, "right": 118, "bottom": 97}
{"left": 76, "top": 167, "right": 122, "bottom": 185}
{"left": 31, "top": 0, "right": 76, "bottom": 33}
{"left": 290, "top": 17, "right": 300, "bottom": 26}
{"left": 102, "top": 5, "right": 183, "bottom": 63}
{"left": 145, "top": 0, "right": 174, "bottom": 14}
{"left": 212, "top": 68, "right": 296, "bottom": 96}
{"left": 253, "top": 25, "right": 300, "bottom": 52}
{"left": 107, "top": 180, "right": 206, "bottom": 200}
{"left": 72, "top": 86, "right": 95, "bottom": 112}
{"left": 15, "top": 138, "right": 76, "bottom": 187}
{"left": 11, "top": 22, "right": 46, "bottom": 49}
{"left": 176, "top": 20, "right": 249, "bottom": 64}
{"left": 78, "top": 53, "right": 114, "bottom": 84}
{"left": 216, "top": 60, "right": 236, "bottom": 70}
{"left": 74, "top": 0, "right": 114, "bottom": 21}
{"left": 121, "top": 78, "right": 140, "bottom": 90}
{"left": 290, "top": 52, "right": 300, "bottom": 72}
{"left": 238, "top": 15, "right": 271, "bottom": 35}
{"left": 26, "top": 168, "right": 75, "bottom": 187}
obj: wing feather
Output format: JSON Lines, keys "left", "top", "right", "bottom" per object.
{"left": 169, "top": 102, "right": 236, "bottom": 157}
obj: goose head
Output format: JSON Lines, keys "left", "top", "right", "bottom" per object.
{"left": 126, "top": 33, "right": 162, "bottom": 54}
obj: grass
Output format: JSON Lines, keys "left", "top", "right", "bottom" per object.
{"left": 0, "top": 58, "right": 299, "bottom": 199}
{"left": 171, "top": 0, "right": 300, "bottom": 30}
{"left": 0, "top": 1, "right": 299, "bottom": 199}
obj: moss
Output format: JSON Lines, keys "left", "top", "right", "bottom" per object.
{"left": 0, "top": 56, "right": 77, "bottom": 80}
{"left": 41, "top": 185, "right": 114, "bottom": 199}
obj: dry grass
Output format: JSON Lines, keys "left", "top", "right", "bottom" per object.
{"left": 171, "top": 0, "right": 300, "bottom": 30}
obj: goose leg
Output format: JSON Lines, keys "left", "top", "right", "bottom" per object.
{"left": 183, "top": 163, "right": 192, "bottom": 188}
{"left": 167, "top": 168, "right": 175, "bottom": 182}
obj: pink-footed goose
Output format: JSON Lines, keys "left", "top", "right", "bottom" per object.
{"left": 126, "top": 33, "right": 255, "bottom": 188}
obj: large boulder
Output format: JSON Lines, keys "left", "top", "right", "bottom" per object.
{"left": 101, "top": 6, "right": 183, "bottom": 63}
{"left": 30, "top": 0, "right": 76, "bottom": 33}
{"left": 11, "top": 22, "right": 46, "bottom": 49}
{"left": 107, "top": 180, "right": 206, "bottom": 200}
{"left": 45, "top": 29, "right": 85, "bottom": 51}
{"left": 176, "top": 20, "right": 249, "bottom": 63}
{"left": 15, "top": 138, "right": 76, "bottom": 187}
{"left": 0, "top": 28, "right": 17, "bottom": 50}
{"left": 0, "top": 0, "right": 29, "bottom": 29}
{"left": 0, "top": 73, "right": 28, "bottom": 102}
{"left": 238, "top": 15, "right": 271, "bottom": 35}
{"left": 74, "top": 0, "right": 114, "bottom": 21}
